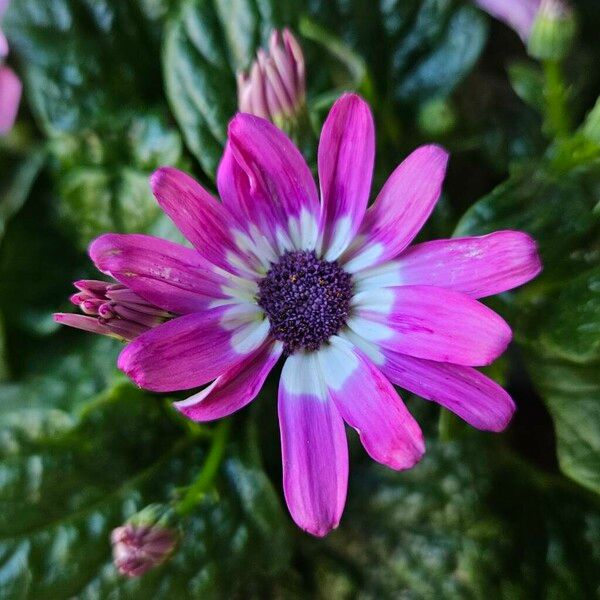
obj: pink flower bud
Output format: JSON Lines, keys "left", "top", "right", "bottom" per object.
{"left": 111, "top": 523, "right": 177, "bottom": 578}
{"left": 54, "top": 280, "right": 172, "bottom": 341}
{"left": 237, "top": 28, "right": 306, "bottom": 126}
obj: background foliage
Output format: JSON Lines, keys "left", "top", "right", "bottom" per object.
{"left": 0, "top": 0, "right": 599, "bottom": 597}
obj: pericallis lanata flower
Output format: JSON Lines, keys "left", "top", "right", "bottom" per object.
{"left": 0, "top": 0, "right": 22, "bottom": 135}
{"left": 55, "top": 93, "right": 542, "bottom": 537}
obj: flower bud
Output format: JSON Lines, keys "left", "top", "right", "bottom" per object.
{"left": 111, "top": 505, "right": 178, "bottom": 578}
{"left": 54, "top": 280, "right": 172, "bottom": 341}
{"left": 528, "top": 0, "right": 576, "bottom": 61}
{"left": 237, "top": 28, "right": 306, "bottom": 130}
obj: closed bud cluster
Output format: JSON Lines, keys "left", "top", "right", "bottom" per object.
{"left": 111, "top": 505, "right": 178, "bottom": 578}
{"left": 237, "top": 28, "right": 306, "bottom": 130}
{"left": 54, "top": 280, "right": 171, "bottom": 342}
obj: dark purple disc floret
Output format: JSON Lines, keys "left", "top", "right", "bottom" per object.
{"left": 257, "top": 250, "right": 353, "bottom": 354}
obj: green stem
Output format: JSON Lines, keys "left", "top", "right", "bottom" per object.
{"left": 176, "top": 420, "right": 231, "bottom": 515}
{"left": 543, "top": 59, "right": 570, "bottom": 139}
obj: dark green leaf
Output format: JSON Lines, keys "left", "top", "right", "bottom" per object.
{"left": 454, "top": 160, "right": 600, "bottom": 284}
{"left": 527, "top": 355, "right": 600, "bottom": 495}
{"left": 163, "top": 0, "right": 294, "bottom": 176}
{"left": 315, "top": 436, "right": 600, "bottom": 598}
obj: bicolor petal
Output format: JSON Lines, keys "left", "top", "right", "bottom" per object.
{"left": 320, "top": 337, "right": 424, "bottom": 470}
{"left": 228, "top": 113, "right": 320, "bottom": 252}
{"left": 344, "top": 145, "right": 448, "bottom": 272}
{"left": 89, "top": 233, "right": 252, "bottom": 314}
{"left": 366, "top": 231, "right": 541, "bottom": 298}
{"left": 318, "top": 94, "right": 375, "bottom": 260}
{"left": 278, "top": 352, "right": 348, "bottom": 537}
{"left": 118, "top": 305, "right": 269, "bottom": 392}
{"left": 150, "top": 167, "right": 258, "bottom": 276}
{"left": 349, "top": 285, "right": 512, "bottom": 366}
{"left": 175, "top": 341, "right": 283, "bottom": 422}
{"left": 381, "top": 350, "right": 515, "bottom": 432}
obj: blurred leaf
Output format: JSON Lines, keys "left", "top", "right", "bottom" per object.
{"left": 315, "top": 436, "right": 600, "bottom": 598}
{"left": 5, "top": 1, "right": 184, "bottom": 249}
{"left": 309, "top": 0, "right": 487, "bottom": 106}
{"left": 0, "top": 148, "right": 46, "bottom": 243}
{"left": 0, "top": 375, "right": 293, "bottom": 598}
{"left": 455, "top": 156, "right": 600, "bottom": 496}
{"left": 163, "top": 0, "right": 298, "bottom": 176}
{"left": 508, "top": 61, "right": 545, "bottom": 112}
{"left": 0, "top": 188, "right": 82, "bottom": 335}
{"left": 527, "top": 356, "right": 600, "bottom": 495}
{"left": 4, "top": 0, "right": 161, "bottom": 135}
{"left": 52, "top": 113, "right": 183, "bottom": 249}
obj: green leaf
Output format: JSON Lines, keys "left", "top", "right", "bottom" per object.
{"left": 5, "top": 2, "right": 184, "bottom": 249}
{"left": 5, "top": 0, "right": 161, "bottom": 135}
{"left": 522, "top": 266, "right": 600, "bottom": 363}
{"left": 0, "top": 190, "right": 83, "bottom": 335}
{"left": 163, "top": 0, "right": 295, "bottom": 177}
{"left": 315, "top": 436, "right": 600, "bottom": 598}
{"left": 0, "top": 148, "right": 46, "bottom": 244}
{"left": 393, "top": 5, "right": 487, "bottom": 104}
{"left": 508, "top": 61, "right": 545, "bottom": 112}
{"left": 527, "top": 356, "right": 600, "bottom": 495}
{"left": 0, "top": 357, "right": 292, "bottom": 598}
{"left": 52, "top": 112, "right": 183, "bottom": 249}
{"left": 455, "top": 156, "right": 600, "bottom": 496}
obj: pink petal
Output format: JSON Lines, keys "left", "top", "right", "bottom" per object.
{"left": 53, "top": 313, "right": 120, "bottom": 337}
{"left": 350, "top": 285, "right": 512, "bottom": 366}
{"left": 381, "top": 350, "right": 515, "bottom": 432}
{"left": 396, "top": 231, "right": 542, "bottom": 298}
{"left": 227, "top": 113, "right": 320, "bottom": 251}
{"left": 317, "top": 93, "right": 375, "bottom": 260}
{"left": 344, "top": 145, "right": 449, "bottom": 272}
{"left": 175, "top": 341, "right": 282, "bottom": 421}
{"left": 0, "top": 66, "right": 22, "bottom": 135}
{"left": 474, "top": 0, "right": 540, "bottom": 41}
{"left": 278, "top": 353, "right": 348, "bottom": 537}
{"left": 320, "top": 337, "right": 424, "bottom": 470}
{"left": 118, "top": 306, "right": 269, "bottom": 392}
{"left": 150, "top": 167, "right": 256, "bottom": 276}
{"left": 89, "top": 233, "right": 236, "bottom": 314}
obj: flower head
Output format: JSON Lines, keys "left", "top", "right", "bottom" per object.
{"left": 56, "top": 93, "right": 541, "bottom": 536}
{"left": 0, "top": 0, "right": 21, "bottom": 135}
{"left": 237, "top": 28, "right": 305, "bottom": 128}
{"left": 111, "top": 506, "right": 177, "bottom": 578}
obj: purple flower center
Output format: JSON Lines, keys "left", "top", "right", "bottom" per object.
{"left": 257, "top": 251, "right": 353, "bottom": 354}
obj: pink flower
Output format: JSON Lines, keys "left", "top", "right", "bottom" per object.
{"left": 237, "top": 28, "right": 305, "bottom": 125}
{"left": 56, "top": 94, "right": 541, "bottom": 536}
{"left": 0, "top": 0, "right": 21, "bottom": 135}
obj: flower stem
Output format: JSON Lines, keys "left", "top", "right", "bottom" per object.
{"left": 176, "top": 420, "right": 231, "bottom": 515}
{"left": 542, "top": 59, "right": 570, "bottom": 139}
